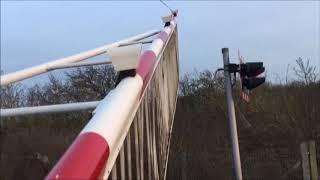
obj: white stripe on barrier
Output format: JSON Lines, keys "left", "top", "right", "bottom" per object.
{"left": 149, "top": 39, "right": 164, "bottom": 57}
{"left": 81, "top": 75, "right": 143, "bottom": 148}
{"left": 164, "top": 27, "right": 172, "bottom": 34}
{"left": 170, "top": 20, "right": 176, "bottom": 26}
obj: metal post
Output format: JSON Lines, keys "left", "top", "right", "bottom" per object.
{"left": 222, "top": 48, "right": 243, "bottom": 180}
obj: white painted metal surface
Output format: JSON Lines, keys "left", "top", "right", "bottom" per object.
{"left": 0, "top": 101, "right": 100, "bottom": 117}
{"left": 0, "top": 30, "right": 159, "bottom": 87}
{"left": 149, "top": 39, "right": 164, "bottom": 57}
{"left": 164, "top": 27, "right": 172, "bottom": 34}
{"left": 81, "top": 75, "right": 143, "bottom": 178}
{"left": 47, "top": 61, "right": 111, "bottom": 71}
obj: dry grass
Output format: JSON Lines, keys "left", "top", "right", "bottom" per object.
{"left": 1, "top": 66, "right": 319, "bottom": 179}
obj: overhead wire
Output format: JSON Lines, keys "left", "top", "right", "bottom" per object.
{"left": 159, "top": 0, "right": 174, "bottom": 13}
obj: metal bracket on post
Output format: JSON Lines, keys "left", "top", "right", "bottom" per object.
{"left": 173, "top": 9, "right": 178, "bottom": 17}
{"left": 109, "top": 43, "right": 142, "bottom": 72}
{"left": 161, "top": 13, "right": 175, "bottom": 27}
{"left": 161, "top": 16, "right": 172, "bottom": 27}
{"left": 108, "top": 43, "right": 142, "bottom": 85}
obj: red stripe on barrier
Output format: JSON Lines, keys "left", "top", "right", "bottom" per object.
{"left": 136, "top": 50, "right": 157, "bottom": 83}
{"left": 45, "top": 132, "right": 109, "bottom": 180}
{"left": 158, "top": 31, "right": 169, "bottom": 42}
{"left": 136, "top": 21, "right": 176, "bottom": 94}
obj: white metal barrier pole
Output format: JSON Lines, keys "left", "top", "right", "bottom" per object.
{"left": 47, "top": 61, "right": 112, "bottom": 71}
{"left": 222, "top": 48, "right": 243, "bottom": 180}
{"left": 0, "top": 30, "right": 159, "bottom": 87}
{"left": 0, "top": 101, "right": 100, "bottom": 117}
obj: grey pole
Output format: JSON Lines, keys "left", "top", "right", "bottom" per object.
{"left": 222, "top": 48, "right": 243, "bottom": 180}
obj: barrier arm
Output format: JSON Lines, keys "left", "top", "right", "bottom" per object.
{"left": 0, "top": 30, "right": 159, "bottom": 87}
{"left": 45, "top": 13, "right": 177, "bottom": 180}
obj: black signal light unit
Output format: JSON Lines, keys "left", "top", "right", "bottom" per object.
{"left": 240, "top": 62, "right": 265, "bottom": 90}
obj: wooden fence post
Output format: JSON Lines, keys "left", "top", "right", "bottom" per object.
{"left": 301, "top": 140, "right": 319, "bottom": 180}
{"left": 308, "top": 140, "right": 318, "bottom": 180}
{"left": 301, "top": 142, "right": 311, "bottom": 180}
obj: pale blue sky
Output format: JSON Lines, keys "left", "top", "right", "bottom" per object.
{"left": 1, "top": 1, "right": 319, "bottom": 83}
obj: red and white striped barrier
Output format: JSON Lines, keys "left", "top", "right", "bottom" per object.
{"left": 46, "top": 13, "right": 177, "bottom": 180}
{"left": 241, "top": 90, "right": 250, "bottom": 102}
{"left": 238, "top": 51, "right": 250, "bottom": 103}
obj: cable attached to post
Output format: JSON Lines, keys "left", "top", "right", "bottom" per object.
{"left": 159, "top": 0, "right": 174, "bottom": 13}
{"left": 159, "top": 0, "right": 178, "bottom": 17}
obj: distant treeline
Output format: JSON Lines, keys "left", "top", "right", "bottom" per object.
{"left": 0, "top": 57, "right": 319, "bottom": 179}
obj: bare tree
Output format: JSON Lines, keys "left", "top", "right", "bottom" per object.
{"left": 178, "top": 69, "right": 224, "bottom": 97}
{"left": 0, "top": 81, "right": 25, "bottom": 158}
{"left": 0, "top": 83, "right": 25, "bottom": 109}
{"left": 293, "top": 57, "right": 317, "bottom": 85}
{"left": 65, "top": 65, "right": 116, "bottom": 101}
